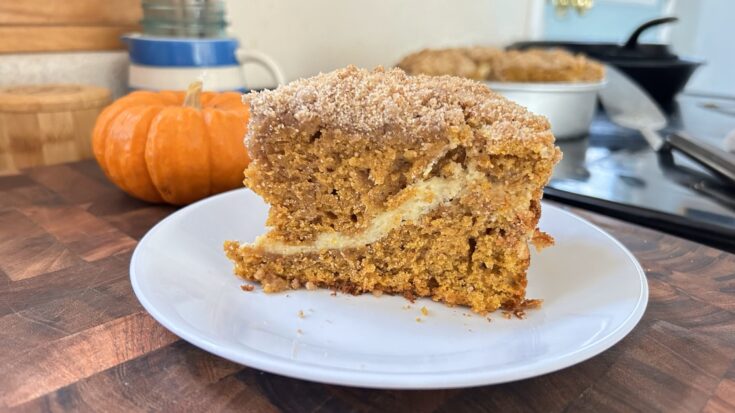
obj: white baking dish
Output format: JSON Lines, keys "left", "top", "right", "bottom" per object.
{"left": 485, "top": 80, "right": 606, "bottom": 139}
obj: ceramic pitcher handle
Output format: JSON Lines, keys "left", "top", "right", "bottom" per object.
{"left": 235, "top": 49, "right": 286, "bottom": 87}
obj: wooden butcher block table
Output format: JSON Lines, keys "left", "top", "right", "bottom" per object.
{"left": 0, "top": 160, "right": 733, "bottom": 412}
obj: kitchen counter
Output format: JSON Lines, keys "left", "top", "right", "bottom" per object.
{"left": 546, "top": 95, "right": 735, "bottom": 251}
{"left": 1, "top": 160, "right": 734, "bottom": 412}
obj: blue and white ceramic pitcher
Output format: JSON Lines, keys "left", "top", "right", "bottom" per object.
{"left": 123, "top": 34, "right": 285, "bottom": 92}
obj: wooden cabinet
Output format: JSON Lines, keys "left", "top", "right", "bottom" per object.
{"left": 0, "top": 0, "right": 141, "bottom": 53}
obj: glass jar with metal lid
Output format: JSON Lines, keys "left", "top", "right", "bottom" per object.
{"left": 140, "top": 0, "right": 227, "bottom": 38}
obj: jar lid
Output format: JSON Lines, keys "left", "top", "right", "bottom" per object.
{"left": 0, "top": 84, "right": 111, "bottom": 113}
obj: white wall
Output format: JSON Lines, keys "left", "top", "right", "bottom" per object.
{"left": 225, "top": 0, "right": 537, "bottom": 88}
{"left": 0, "top": 1, "right": 537, "bottom": 94}
{"left": 670, "top": 0, "right": 735, "bottom": 97}
{"left": 540, "top": 0, "right": 673, "bottom": 43}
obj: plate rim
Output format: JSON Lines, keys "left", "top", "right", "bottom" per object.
{"left": 130, "top": 188, "right": 648, "bottom": 389}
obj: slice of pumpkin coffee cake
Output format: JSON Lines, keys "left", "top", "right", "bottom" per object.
{"left": 225, "top": 65, "right": 560, "bottom": 314}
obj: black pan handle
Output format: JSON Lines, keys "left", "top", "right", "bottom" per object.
{"left": 624, "top": 16, "right": 679, "bottom": 49}
{"left": 666, "top": 131, "right": 735, "bottom": 185}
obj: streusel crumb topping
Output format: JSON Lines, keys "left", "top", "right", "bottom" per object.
{"left": 244, "top": 65, "right": 549, "bottom": 142}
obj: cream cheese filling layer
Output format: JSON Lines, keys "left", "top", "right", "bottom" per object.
{"left": 254, "top": 162, "right": 482, "bottom": 255}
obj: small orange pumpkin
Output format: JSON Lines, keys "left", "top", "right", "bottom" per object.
{"left": 92, "top": 81, "right": 250, "bottom": 205}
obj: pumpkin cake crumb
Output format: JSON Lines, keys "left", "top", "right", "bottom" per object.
{"left": 225, "top": 66, "right": 560, "bottom": 315}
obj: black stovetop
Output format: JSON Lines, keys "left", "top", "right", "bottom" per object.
{"left": 545, "top": 94, "right": 735, "bottom": 252}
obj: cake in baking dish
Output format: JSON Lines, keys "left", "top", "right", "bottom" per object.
{"left": 224, "top": 65, "right": 561, "bottom": 314}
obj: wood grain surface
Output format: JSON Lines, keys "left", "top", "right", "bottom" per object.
{"left": 0, "top": 0, "right": 141, "bottom": 53}
{"left": 0, "top": 85, "right": 112, "bottom": 174}
{"left": 0, "top": 160, "right": 733, "bottom": 412}
{"left": 0, "top": 0, "right": 142, "bottom": 25}
{"left": 0, "top": 26, "right": 138, "bottom": 54}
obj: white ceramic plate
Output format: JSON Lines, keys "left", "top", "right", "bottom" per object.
{"left": 130, "top": 189, "right": 648, "bottom": 389}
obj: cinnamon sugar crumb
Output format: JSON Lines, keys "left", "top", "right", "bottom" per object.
{"left": 244, "top": 65, "right": 550, "bottom": 146}
{"left": 240, "top": 284, "right": 254, "bottom": 292}
{"left": 398, "top": 47, "right": 604, "bottom": 83}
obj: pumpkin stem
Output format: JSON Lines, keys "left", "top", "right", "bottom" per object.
{"left": 183, "top": 80, "right": 203, "bottom": 109}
